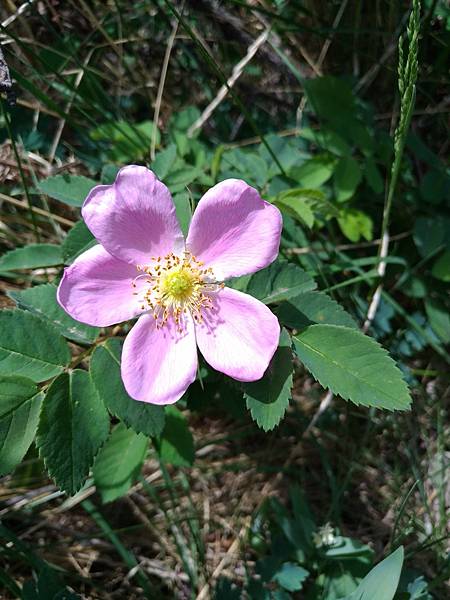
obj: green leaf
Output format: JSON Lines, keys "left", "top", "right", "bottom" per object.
{"left": 151, "top": 144, "right": 177, "bottom": 180}
{"left": 274, "top": 190, "right": 315, "bottom": 228}
{"left": 341, "top": 547, "right": 404, "bottom": 600}
{"left": 273, "top": 562, "right": 309, "bottom": 592}
{"left": 334, "top": 156, "right": 362, "bottom": 202}
{"left": 431, "top": 249, "right": 450, "bottom": 282}
{"left": 165, "top": 165, "right": 203, "bottom": 194}
{"left": 90, "top": 339, "right": 165, "bottom": 437}
{"left": 293, "top": 325, "right": 411, "bottom": 410}
{"left": 93, "top": 423, "right": 148, "bottom": 503}
{"left": 304, "top": 76, "right": 357, "bottom": 126}
{"left": 90, "top": 120, "right": 159, "bottom": 162}
{"left": 425, "top": 299, "right": 450, "bottom": 344}
{"left": 0, "top": 309, "right": 70, "bottom": 382}
{"left": 159, "top": 406, "right": 194, "bottom": 467}
{"left": 0, "top": 244, "right": 62, "bottom": 271}
{"left": 245, "top": 329, "right": 293, "bottom": 431}
{"left": 37, "top": 370, "right": 110, "bottom": 495}
{"left": 338, "top": 209, "right": 373, "bottom": 242}
{"left": 277, "top": 291, "right": 358, "bottom": 330}
{"left": 365, "top": 157, "right": 384, "bottom": 194}
{"left": 245, "top": 260, "right": 317, "bottom": 304}
{"left": 62, "top": 220, "right": 96, "bottom": 265}
{"left": 38, "top": 174, "right": 97, "bottom": 207}
{"left": 8, "top": 284, "right": 99, "bottom": 345}
{"left": 289, "top": 154, "right": 336, "bottom": 188}
{"left": 173, "top": 192, "right": 192, "bottom": 237}
{"left": 413, "top": 216, "right": 450, "bottom": 258}
{"left": 0, "top": 376, "right": 43, "bottom": 476}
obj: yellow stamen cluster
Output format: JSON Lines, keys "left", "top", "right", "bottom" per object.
{"left": 132, "top": 251, "right": 223, "bottom": 331}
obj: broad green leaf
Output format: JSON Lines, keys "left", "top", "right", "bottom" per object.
{"left": 0, "top": 244, "right": 62, "bottom": 271}
{"left": 281, "top": 188, "right": 338, "bottom": 217}
{"left": 341, "top": 547, "right": 404, "bottom": 600}
{"left": 62, "top": 220, "right": 96, "bottom": 264}
{"left": 38, "top": 174, "right": 97, "bottom": 207}
{"left": 90, "top": 120, "right": 159, "bottom": 162}
{"left": 289, "top": 154, "right": 336, "bottom": 188}
{"left": 304, "top": 76, "right": 357, "bottom": 126}
{"left": 165, "top": 165, "right": 203, "bottom": 194}
{"left": 338, "top": 209, "right": 373, "bottom": 242}
{"left": 293, "top": 325, "right": 411, "bottom": 410}
{"left": 93, "top": 423, "right": 148, "bottom": 503}
{"left": 90, "top": 339, "right": 165, "bottom": 437}
{"left": 8, "top": 284, "right": 99, "bottom": 345}
{"left": 413, "top": 216, "right": 450, "bottom": 258}
{"left": 0, "top": 309, "right": 70, "bottom": 382}
{"left": 364, "top": 157, "right": 383, "bottom": 194}
{"left": 0, "top": 376, "right": 42, "bottom": 475}
{"left": 276, "top": 291, "right": 358, "bottom": 330}
{"left": 152, "top": 144, "right": 177, "bottom": 180}
{"left": 425, "top": 299, "right": 450, "bottom": 344}
{"left": 274, "top": 191, "right": 315, "bottom": 228}
{"left": 245, "top": 329, "right": 293, "bottom": 431}
{"left": 173, "top": 192, "right": 192, "bottom": 237}
{"left": 159, "top": 406, "right": 194, "bottom": 467}
{"left": 300, "top": 127, "right": 351, "bottom": 157}
{"left": 333, "top": 156, "right": 362, "bottom": 202}
{"left": 431, "top": 249, "right": 450, "bottom": 282}
{"left": 273, "top": 562, "right": 309, "bottom": 592}
{"left": 245, "top": 260, "right": 317, "bottom": 304}
{"left": 37, "top": 370, "right": 110, "bottom": 495}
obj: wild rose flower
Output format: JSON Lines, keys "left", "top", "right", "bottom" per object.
{"left": 57, "top": 166, "right": 282, "bottom": 405}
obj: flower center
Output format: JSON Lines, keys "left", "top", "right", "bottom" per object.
{"left": 132, "top": 251, "right": 223, "bottom": 331}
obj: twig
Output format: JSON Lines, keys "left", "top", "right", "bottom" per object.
{"left": 1, "top": 0, "right": 36, "bottom": 30}
{"left": 0, "top": 192, "right": 75, "bottom": 226}
{"left": 150, "top": 17, "right": 179, "bottom": 160}
{"left": 187, "top": 28, "right": 270, "bottom": 137}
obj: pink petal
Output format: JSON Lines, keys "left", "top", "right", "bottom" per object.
{"left": 195, "top": 287, "right": 280, "bottom": 381}
{"left": 121, "top": 313, "right": 197, "bottom": 405}
{"left": 82, "top": 165, "right": 184, "bottom": 266}
{"left": 186, "top": 179, "right": 282, "bottom": 280}
{"left": 57, "top": 244, "right": 146, "bottom": 327}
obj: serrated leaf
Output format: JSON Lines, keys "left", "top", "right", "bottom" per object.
{"left": 425, "top": 299, "right": 450, "bottom": 344}
{"left": 333, "top": 156, "right": 362, "bottom": 202}
{"left": 431, "top": 249, "right": 450, "bottom": 282}
{"left": 93, "top": 423, "right": 148, "bottom": 503}
{"left": 36, "top": 370, "right": 110, "bottom": 495}
{"left": 245, "top": 329, "right": 293, "bottom": 431}
{"left": 273, "top": 562, "right": 309, "bottom": 592}
{"left": 341, "top": 547, "right": 404, "bottom": 600}
{"left": 274, "top": 193, "right": 315, "bottom": 228}
{"left": 245, "top": 260, "right": 317, "bottom": 304}
{"left": 289, "top": 154, "right": 336, "bottom": 188}
{"left": 0, "top": 309, "right": 70, "bottom": 382}
{"left": 39, "top": 174, "right": 97, "bottom": 207}
{"left": 90, "top": 120, "right": 159, "bottom": 162}
{"left": 0, "top": 244, "right": 62, "bottom": 271}
{"left": 159, "top": 406, "right": 194, "bottom": 467}
{"left": 0, "top": 376, "right": 43, "bottom": 475}
{"left": 293, "top": 325, "right": 411, "bottom": 410}
{"left": 338, "top": 209, "right": 373, "bottom": 242}
{"left": 90, "top": 338, "right": 165, "bottom": 437}
{"left": 173, "top": 192, "right": 192, "bottom": 237}
{"left": 62, "top": 220, "right": 96, "bottom": 265}
{"left": 8, "top": 284, "right": 99, "bottom": 344}
{"left": 152, "top": 144, "right": 177, "bottom": 180}
{"left": 277, "top": 291, "right": 358, "bottom": 330}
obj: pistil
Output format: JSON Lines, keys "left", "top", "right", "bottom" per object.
{"left": 132, "top": 251, "right": 223, "bottom": 331}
